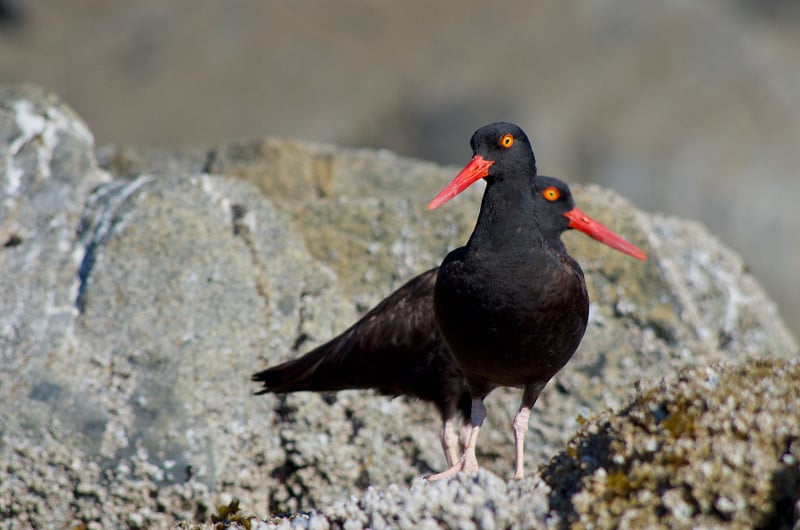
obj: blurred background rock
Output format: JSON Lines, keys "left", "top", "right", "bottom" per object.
{"left": 1, "top": 0, "right": 798, "bottom": 337}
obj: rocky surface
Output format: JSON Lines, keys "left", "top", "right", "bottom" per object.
{"left": 547, "top": 358, "right": 800, "bottom": 529}
{"left": 187, "top": 358, "right": 800, "bottom": 530}
{"left": 1, "top": 85, "right": 798, "bottom": 528}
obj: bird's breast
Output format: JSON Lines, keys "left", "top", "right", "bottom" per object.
{"left": 433, "top": 249, "right": 589, "bottom": 386}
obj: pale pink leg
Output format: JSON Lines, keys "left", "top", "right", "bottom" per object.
{"left": 512, "top": 382, "right": 545, "bottom": 480}
{"left": 426, "top": 399, "right": 485, "bottom": 481}
{"left": 440, "top": 418, "right": 460, "bottom": 466}
{"left": 512, "top": 406, "right": 531, "bottom": 480}
{"left": 459, "top": 417, "right": 471, "bottom": 453}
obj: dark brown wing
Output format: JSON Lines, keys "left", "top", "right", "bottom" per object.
{"left": 252, "top": 268, "right": 468, "bottom": 418}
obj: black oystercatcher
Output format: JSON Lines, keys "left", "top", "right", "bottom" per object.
{"left": 252, "top": 170, "right": 645, "bottom": 469}
{"left": 426, "top": 122, "right": 611, "bottom": 481}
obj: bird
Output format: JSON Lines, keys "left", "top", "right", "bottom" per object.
{"left": 425, "top": 122, "right": 614, "bottom": 481}
{"left": 252, "top": 168, "right": 646, "bottom": 471}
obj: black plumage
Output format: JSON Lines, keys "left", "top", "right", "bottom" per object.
{"left": 253, "top": 167, "right": 645, "bottom": 471}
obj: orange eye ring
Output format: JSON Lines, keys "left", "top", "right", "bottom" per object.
{"left": 499, "top": 134, "right": 514, "bottom": 149}
{"left": 542, "top": 186, "right": 560, "bottom": 202}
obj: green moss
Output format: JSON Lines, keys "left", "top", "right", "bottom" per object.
{"left": 209, "top": 499, "right": 252, "bottom": 530}
{"left": 606, "top": 470, "right": 633, "bottom": 497}
{"left": 661, "top": 409, "right": 696, "bottom": 438}
{"left": 566, "top": 444, "right": 578, "bottom": 459}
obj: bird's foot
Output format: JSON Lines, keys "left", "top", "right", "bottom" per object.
{"left": 424, "top": 451, "right": 479, "bottom": 482}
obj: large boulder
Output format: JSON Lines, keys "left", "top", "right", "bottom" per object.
{"left": 1, "top": 85, "right": 797, "bottom": 528}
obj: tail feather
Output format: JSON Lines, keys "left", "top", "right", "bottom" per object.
{"left": 252, "top": 268, "right": 440, "bottom": 396}
{"left": 252, "top": 345, "right": 339, "bottom": 394}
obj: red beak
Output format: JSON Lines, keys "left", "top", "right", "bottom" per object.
{"left": 428, "top": 155, "right": 495, "bottom": 210}
{"left": 564, "top": 207, "right": 647, "bottom": 261}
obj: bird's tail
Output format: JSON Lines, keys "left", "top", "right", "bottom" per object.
{"left": 251, "top": 342, "right": 360, "bottom": 395}
{"left": 252, "top": 350, "right": 324, "bottom": 394}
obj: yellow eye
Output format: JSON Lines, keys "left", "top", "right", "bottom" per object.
{"left": 499, "top": 134, "right": 514, "bottom": 149}
{"left": 542, "top": 186, "right": 560, "bottom": 202}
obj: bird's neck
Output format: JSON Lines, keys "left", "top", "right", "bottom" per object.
{"left": 467, "top": 176, "right": 543, "bottom": 253}
{"left": 542, "top": 229, "right": 569, "bottom": 257}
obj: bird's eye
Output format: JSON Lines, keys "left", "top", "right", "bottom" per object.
{"left": 542, "top": 186, "right": 560, "bottom": 202}
{"left": 499, "top": 134, "right": 514, "bottom": 149}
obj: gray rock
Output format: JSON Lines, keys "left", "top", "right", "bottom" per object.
{"left": 211, "top": 357, "right": 800, "bottom": 530}
{"left": 0, "top": 84, "right": 108, "bottom": 377}
{"left": 545, "top": 357, "right": 800, "bottom": 529}
{"left": 1, "top": 84, "right": 797, "bottom": 528}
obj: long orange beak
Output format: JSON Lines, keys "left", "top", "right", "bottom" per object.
{"left": 428, "top": 155, "right": 495, "bottom": 210}
{"left": 564, "top": 207, "right": 647, "bottom": 260}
